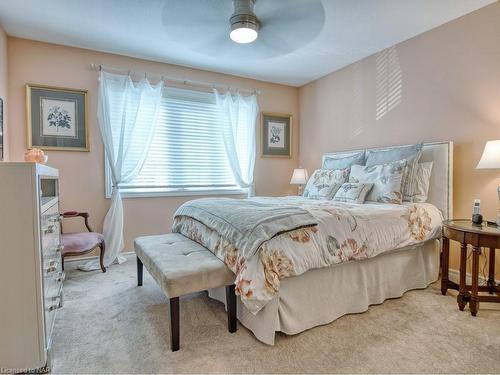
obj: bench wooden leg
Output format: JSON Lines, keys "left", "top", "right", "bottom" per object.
{"left": 169, "top": 297, "right": 180, "bottom": 351}
{"left": 137, "top": 256, "right": 143, "bottom": 287}
{"left": 226, "top": 284, "right": 237, "bottom": 333}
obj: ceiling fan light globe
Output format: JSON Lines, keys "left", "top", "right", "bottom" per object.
{"left": 230, "top": 25, "right": 258, "bottom": 44}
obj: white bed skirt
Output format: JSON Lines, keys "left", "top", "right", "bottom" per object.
{"left": 209, "top": 239, "right": 440, "bottom": 345}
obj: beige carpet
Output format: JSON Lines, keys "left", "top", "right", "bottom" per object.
{"left": 52, "top": 255, "right": 500, "bottom": 374}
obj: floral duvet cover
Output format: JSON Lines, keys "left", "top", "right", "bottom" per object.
{"left": 172, "top": 196, "right": 442, "bottom": 314}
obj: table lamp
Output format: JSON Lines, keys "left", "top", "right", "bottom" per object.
{"left": 476, "top": 140, "right": 500, "bottom": 225}
{"left": 290, "top": 168, "right": 308, "bottom": 195}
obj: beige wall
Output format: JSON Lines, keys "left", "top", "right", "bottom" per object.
{"left": 0, "top": 26, "right": 7, "bottom": 161}
{"left": 7, "top": 38, "right": 299, "bottom": 250}
{"left": 5, "top": 3, "right": 500, "bottom": 274}
{"left": 299, "top": 2, "right": 500, "bottom": 278}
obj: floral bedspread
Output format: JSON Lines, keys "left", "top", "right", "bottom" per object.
{"left": 172, "top": 196, "right": 442, "bottom": 314}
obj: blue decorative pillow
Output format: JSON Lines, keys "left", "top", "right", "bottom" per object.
{"left": 322, "top": 151, "right": 365, "bottom": 170}
{"left": 365, "top": 143, "right": 423, "bottom": 202}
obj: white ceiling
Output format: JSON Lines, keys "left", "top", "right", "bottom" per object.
{"left": 0, "top": 0, "right": 496, "bottom": 86}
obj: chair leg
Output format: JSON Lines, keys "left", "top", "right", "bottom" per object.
{"left": 169, "top": 297, "right": 180, "bottom": 351}
{"left": 99, "top": 241, "right": 106, "bottom": 273}
{"left": 226, "top": 284, "right": 237, "bottom": 333}
{"left": 137, "top": 256, "right": 143, "bottom": 287}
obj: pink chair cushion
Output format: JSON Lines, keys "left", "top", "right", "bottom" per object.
{"left": 61, "top": 232, "right": 104, "bottom": 253}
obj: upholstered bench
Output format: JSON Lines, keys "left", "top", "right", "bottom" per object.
{"left": 134, "top": 233, "right": 237, "bottom": 351}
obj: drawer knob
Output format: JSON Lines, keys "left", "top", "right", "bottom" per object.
{"left": 47, "top": 301, "right": 62, "bottom": 311}
{"left": 46, "top": 265, "right": 58, "bottom": 274}
{"left": 43, "top": 225, "right": 56, "bottom": 235}
{"left": 55, "top": 272, "right": 66, "bottom": 283}
{"left": 46, "top": 292, "right": 63, "bottom": 311}
{"left": 48, "top": 215, "right": 61, "bottom": 223}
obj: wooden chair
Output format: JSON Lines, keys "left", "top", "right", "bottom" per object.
{"left": 60, "top": 211, "right": 106, "bottom": 272}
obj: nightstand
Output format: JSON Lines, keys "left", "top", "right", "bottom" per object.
{"left": 441, "top": 219, "right": 500, "bottom": 316}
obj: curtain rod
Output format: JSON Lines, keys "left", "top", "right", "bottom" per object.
{"left": 89, "top": 63, "right": 261, "bottom": 95}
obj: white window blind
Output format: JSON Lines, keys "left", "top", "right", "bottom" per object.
{"left": 105, "top": 86, "right": 245, "bottom": 197}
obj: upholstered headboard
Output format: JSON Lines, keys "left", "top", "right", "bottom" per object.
{"left": 322, "top": 141, "right": 453, "bottom": 219}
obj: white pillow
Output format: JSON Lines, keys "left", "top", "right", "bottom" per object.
{"left": 349, "top": 160, "right": 406, "bottom": 204}
{"left": 413, "top": 162, "right": 433, "bottom": 203}
{"left": 303, "top": 168, "right": 350, "bottom": 199}
{"left": 333, "top": 182, "right": 374, "bottom": 204}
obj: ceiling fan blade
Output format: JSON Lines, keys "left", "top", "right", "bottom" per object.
{"left": 257, "top": 0, "right": 325, "bottom": 56}
{"left": 161, "top": 0, "right": 230, "bottom": 28}
{"left": 256, "top": 0, "right": 324, "bottom": 24}
{"left": 189, "top": 31, "right": 234, "bottom": 57}
{"left": 256, "top": 33, "right": 294, "bottom": 56}
{"left": 160, "top": 0, "right": 325, "bottom": 60}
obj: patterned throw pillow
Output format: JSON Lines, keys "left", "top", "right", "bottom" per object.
{"left": 365, "top": 143, "right": 423, "bottom": 202}
{"left": 413, "top": 162, "right": 433, "bottom": 203}
{"left": 333, "top": 182, "right": 374, "bottom": 204}
{"left": 303, "top": 168, "right": 350, "bottom": 199}
{"left": 349, "top": 160, "right": 406, "bottom": 204}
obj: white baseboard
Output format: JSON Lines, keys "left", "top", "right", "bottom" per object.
{"left": 448, "top": 268, "right": 499, "bottom": 285}
{"left": 64, "top": 251, "right": 135, "bottom": 266}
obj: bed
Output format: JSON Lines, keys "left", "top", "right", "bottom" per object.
{"left": 175, "top": 141, "right": 453, "bottom": 345}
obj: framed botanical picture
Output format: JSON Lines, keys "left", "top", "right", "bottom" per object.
{"left": 0, "top": 97, "right": 3, "bottom": 161}
{"left": 261, "top": 112, "right": 292, "bottom": 158}
{"left": 26, "top": 84, "right": 89, "bottom": 151}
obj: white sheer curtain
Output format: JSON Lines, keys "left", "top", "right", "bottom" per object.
{"left": 80, "top": 71, "right": 164, "bottom": 271}
{"left": 214, "top": 89, "right": 259, "bottom": 197}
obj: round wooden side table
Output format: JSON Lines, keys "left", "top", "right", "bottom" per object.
{"left": 441, "top": 219, "right": 500, "bottom": 316}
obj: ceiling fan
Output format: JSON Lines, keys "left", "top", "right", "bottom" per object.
{"left": 161, "top": 0, "right": 325, "bottom": 59}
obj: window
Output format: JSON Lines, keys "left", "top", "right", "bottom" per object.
{"left": 105, "top": 86, "right": 246, "bottom": 198}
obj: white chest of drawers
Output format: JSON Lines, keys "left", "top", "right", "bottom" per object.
{"left": 0, "top": 163, "right": 63, "bottom": 372}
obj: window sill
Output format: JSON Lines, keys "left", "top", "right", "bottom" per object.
{"left": 106, "top": 187, "right": 247, "bottom": 199}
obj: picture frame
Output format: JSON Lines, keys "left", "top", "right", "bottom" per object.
{"left": 261, "top": 112, "right": 292, "bottom": 158}
{"left": 26, "top": 84, "right": 89, "bottom": 151}
{"left": 0, "top": 97, "right": 3, "bottom": 161}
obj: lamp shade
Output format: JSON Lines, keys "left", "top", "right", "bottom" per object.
{"left": 290, "top": 168, "right": 308, "bottom": 185}
{"left": 476, "top": 140, "right": 500, "bottom": 169}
